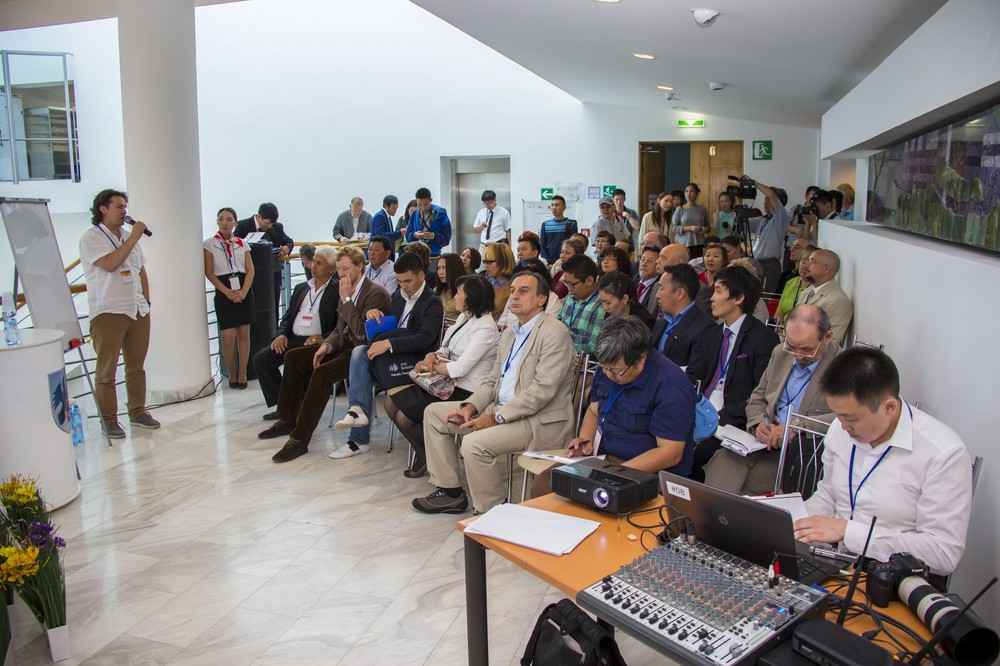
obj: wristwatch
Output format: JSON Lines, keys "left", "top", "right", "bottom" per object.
{"left": 342, "top": 296, "right": 351, "bottom": 304}
{"left": 494, "top": 413, "right": 505, "bottom": 424}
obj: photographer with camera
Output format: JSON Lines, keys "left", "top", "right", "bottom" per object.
{"left": 738, "top": 175, "right": 788, "bottom": 293}
{"left": 800, "top": 189, "right": 838, "bottom": 242}
{"left": 794, "top": 347, "right": 972, "bottom": 576}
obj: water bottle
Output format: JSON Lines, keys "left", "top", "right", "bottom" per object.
{"left": 70, "top": 404, "right": 85, "bottom": 446}
{"left": 2, "top": 292, "right": 18, "bottom": 347}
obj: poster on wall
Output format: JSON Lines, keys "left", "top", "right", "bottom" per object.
{"left": 555, "top": 182, "right": 585, "bottom": 203}
{"left": 522, "top": 200, "right": 577, "bottom": 234}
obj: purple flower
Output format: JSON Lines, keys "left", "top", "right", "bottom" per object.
{"left": 23, "top": 521, "right": 65, "bottom": 550}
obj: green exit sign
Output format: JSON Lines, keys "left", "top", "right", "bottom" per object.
{"left": 601, "top": 185, "right": 617, "bottom": 197}
{"left": 677, "top": 119, "right": 705, "bottom": 128}
{"left": 540, "top": 188, "right": 554, "bottom": 200}
{"left": 752, "top": 140, "right": 773, "bottom": 160}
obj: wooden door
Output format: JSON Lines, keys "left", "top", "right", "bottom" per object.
{"left": 638, "top": 143, "right": 665, "bottom": 223}
{"left": 690, "top": 141, "right": 743, "bottom": 228}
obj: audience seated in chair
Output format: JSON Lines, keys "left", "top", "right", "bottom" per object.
{"left": 633, "top": 244, "right": 662, "bottom": 316}
{"left": 797, "top": 249, "right": 853, "bottom": 343}
{"left": 413, "top": 272, "right": 576, "bottom": 515}
{"left": 497, "top": 259, "right": 561, "bottom": 328}
{"left": 557, "top": 254, "right": 605, "bottom": 355}
{"left": 794, "top": 347, "right": 972, "bottom": 576}
{"left": 530, "top": 315, "right": 696, "bottom": 498}
{"left": 651, "top": 263, "right": 715, "bottom": 370}
{"left": 657, "top": 243, "right": 711, "bottom": 317}
{"left": 596, "top": 271, "right": 654, "bottom": 330}
{"left": 704, "top": 304, "right": 840, "bottom": 495}
{"left": 258, "top": 245, "right": 391, "bottom": 463}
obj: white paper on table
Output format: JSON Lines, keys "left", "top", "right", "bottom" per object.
{"left": 521, "top": 451, "right": 607, "bottom": 466}
{"left": 717, "top": 424, "right": 768, "bottom": 456}
{"left": 746, "top": 492, "right": 809, "bottom": 523}
{"left": 464, "top": 503, "right": 600, "bottom": 556}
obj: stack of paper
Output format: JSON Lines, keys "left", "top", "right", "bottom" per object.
{"left": 717, "top": 424, "right": 768, "bottom": 457}
{"left": 521, "top": 451, "right": 606, "bottom": 466}
{"left": 464, "top": 504, "right": 600, "bottom": 556}
{"left": 746, "top": 492, "right": 808, "bottom": 522}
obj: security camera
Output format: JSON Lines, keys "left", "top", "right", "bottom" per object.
{"left": 692, "top": 8, "right": 721, "bottom": 27}
{"left": 664, "top": 91, "right": 675, "bottom": 100}
{"left": 709, "top": 81, "right": 725, "bottom": 91}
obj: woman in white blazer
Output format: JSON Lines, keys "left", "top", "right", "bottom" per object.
{"left": 385, "top": 274, "right": 500, "bottom": 477}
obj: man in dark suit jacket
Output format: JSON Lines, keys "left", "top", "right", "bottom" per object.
{"left": 259, "top": 245, "right": 391, "bottom": 463}
{"left": 656, "top": 243, "right": 712, "bottom": 317}
{"left": 234, "top": 202, "right": 294, "bottom": 320}
{"left": 332, "top": 251, "right": 444, "bottom": 458}
{"left": 651, "top": 264, "right": 715, "bottom": 369}
{"left": 252, "top": 245, "right": 340, "bottom": 415}
{"left": 633, "top": 244, "right": 662, "bottom": 316}
{"left": 686, "top": 265, "right": 780, "bottom": 478}
{"left": 369, "top": 195, "right": 402, "bottom": 259}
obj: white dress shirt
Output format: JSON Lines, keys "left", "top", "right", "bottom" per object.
{"left": 496, "top": 290, "right": 561, "bottom": 329}
{"left": 79, "top": 223, "right": 148, "bottom": 321}
{"left": 438, "top": 312, "right": 501, "bottom": 392}
{"left": 291, "top": 278, "right": 329, "bottom": 337}
{"left": 476, "top": 205, "right": 511, "bottom": 244}
{"left": 496, "top": 311, "right": 543, "bottom": 406}
{"left": 804, "top": 403, "right": 972, "bottom": 574}
{"left": 203, "top": 234, "right": 249, "bottom": 275}
{"left": 398, "top": 281, "right": 426, "bottom": 327}
{"left": 366, "top": 259, "right": 397, "bottom": 295}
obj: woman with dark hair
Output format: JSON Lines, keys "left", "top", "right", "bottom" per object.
{"left": 204, "top": 207, "right": 255, "bottom": 388}
{"left": 721, "top": 235, "right": 745, "bottom": 262}
{"left": 699, "top": 242, "right": 730, "bottom": 285}
{"left": 434, "top": 253, "right": 465, "bottom": 321}
{"left": 551, "top": 238, "right": 584, "bottom": 299}
{"left": 497, "top": 258, "right": 561, "bottom": 328}
{"left": 384, "top": 274, "right": 500, "bottom": 477}
{"left": 597, "top": 272, "right": 654, "bottom": 329}
{"left": 598, "top": 246, "right": 631, "bottom": 277}
{"left": 672, "top": 182, "right": 710, "bottom": 258}
{"left": 398, "top": 199, "right": 417, "bottom": 232}
{"left": 460, "top": 246, "right": 482, "bottom": 274}
{"left": 482, "top": 242, "right": 515, "bottom": 318}
{"left": 639, "top": 191, "right": 674, "bottom": 240}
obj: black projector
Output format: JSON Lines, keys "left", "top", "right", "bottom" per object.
{"left": 551, "top": 459, "right": 658, "bottom": 514}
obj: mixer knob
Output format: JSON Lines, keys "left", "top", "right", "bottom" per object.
{"left": 658, "top": 619, "right": 670, "bottom": 630}
{"left": 668, "top": 625, "right": 680, "bottom": 635}
{"left": 613, "top": 595, "right": 623, "bottom": 604}
{"left": 630, "top": 605, "right": 641, "bottom": 615}
{"left": 648, "top": 614, "right": 658, "bottom": 624}
{"left": 639, "top": 609, "right": 649, "bottom": 619}
{"left": 621, "top": 599, "right": 632, "bottom": 609}
{"left": 678, "top": 630, "right": 689, "bottom": 640}
{"left": 603, "top": 591, "right": 614, "bottom": 600}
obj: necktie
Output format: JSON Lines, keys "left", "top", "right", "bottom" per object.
{"left": 704, "top": 328, "right": 733, "bottom": 396}
{"left": 486, "top": 210, "right": 494, "bottom": 239}
{"left": 637, "top": 282, "right": 647, "bottom": 300}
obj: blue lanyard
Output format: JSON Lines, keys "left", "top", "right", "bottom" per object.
{"left": 307, "top": 283, "right": 327, "bottom": 311}
{"left": 367, "top": 265, "right": 382, "bottom": 281}
{"left": 780, "top": 369, "right": 812, "bottom": 410}
{"left": 399, "top": 307, "right": 413, "bottom": 327}
{"left": 717, "top": 332, "right": 736, "bottom": 380}
{"left": 98, "top": 226, "right": 120, "bottom": 250}
{"left": 502, "top": 330, "right": 532, "bottom": 377}
{"left": 847, "top": 402, "right": 912, "bottom": 519}
{"left": 217, "top": 241, "right": 236, "bottom": 274}
{"left": 599, "top": 383, "right": 631, "bottom": 429}
{"left": 567, "top": 291, "right": 597, "bottom": 328}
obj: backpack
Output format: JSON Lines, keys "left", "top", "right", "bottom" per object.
{"left": 521, "top": 599, "right": 627, "bottom": 666}
{"left": 693, "top": 393, "right": 719, "bottom": 441}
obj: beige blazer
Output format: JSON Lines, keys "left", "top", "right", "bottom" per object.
{"left": 465, "top": 312, "right": 577, "bottom": 449}
{"left": 746, "top": 341, "right": 841, "bottom": 433}
{"left": 799, "top": 281, "right": 853, "bottom": 344}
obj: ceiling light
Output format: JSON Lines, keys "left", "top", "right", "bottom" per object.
{"left": 632, "top": 53, "right": 655, "bottom": 60}
{"left": 672, "top": 106, "right": 687, "bottom": 110}
{"left": 593, "top": 0, "right": 621, "bottom": 3}
{"left": 656, "top": 86, "right": 674, "bottom": 91}
{"left": 691, "top": 8, "right": 721, "bottom": 27}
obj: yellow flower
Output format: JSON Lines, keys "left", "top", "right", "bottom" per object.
{"left": 0, "top": 545, "right": 40, "bottom": 585}
{"left": 0, "top": 475, "right": 40, "bottom": 505}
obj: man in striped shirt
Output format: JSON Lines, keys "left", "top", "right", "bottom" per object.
{"left": 539, "top": 195, "right": 578, "bottom": 264}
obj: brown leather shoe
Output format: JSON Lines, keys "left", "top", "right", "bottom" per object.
{"left": 403, "top": 463, "right": 427, "bottom": 478}
{"left": 258, "top": 420, "right": 294, "bottom": 440}
{"left": 272, "top": 438, "right": 308, "bottom": 463}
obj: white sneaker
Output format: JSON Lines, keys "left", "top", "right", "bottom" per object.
{"left": 335, "top": 407, "right": 369, "bottom": 429}
{"left": 329, "top": 441, "right": 371, "bottom": 459}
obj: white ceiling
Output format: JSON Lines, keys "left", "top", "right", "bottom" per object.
{"left": 410, "top": 0, "right": 947, "bottom": 128}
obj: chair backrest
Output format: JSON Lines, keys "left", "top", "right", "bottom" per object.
{"left": 972, "top": 455, "right": 984, "bottom": 498}
{"left": 574, "top": 352, "right": 600, "bottom": 433}
{"left": 761, "top": 291, "right": 782, "bottom": 318}
{"left": 851, "top": 334, "right": 884, "bottom": 351}
{"left": 773, "top": 411, "right": 832, "bottom": 499}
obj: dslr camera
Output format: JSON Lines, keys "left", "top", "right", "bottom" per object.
{"left": 726, "top": 175, "right": 757, "bottom": 201}
{"left": 797, "top": 195, "right": 820, "bottom": 220}
{"left": 866, "top": 552, "right": 930, "bottom": 607}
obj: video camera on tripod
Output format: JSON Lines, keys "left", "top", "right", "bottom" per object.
{"left": 727, "top": 175, "right": 757, "bottom": 256}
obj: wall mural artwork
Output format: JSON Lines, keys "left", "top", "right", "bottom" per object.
{"left": 868, "top": 102, "right": 1000, "bottom": 253}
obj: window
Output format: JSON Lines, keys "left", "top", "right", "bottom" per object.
{"left": 0, "top": 51, "right": 81, "bottom": 183}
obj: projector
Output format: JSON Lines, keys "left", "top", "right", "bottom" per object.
{"left": 551, "top": 459, "right": 658, "bottom": 514}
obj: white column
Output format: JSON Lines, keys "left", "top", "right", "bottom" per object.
{"left": 117, "top": 0, "right": 212, "bottom": 402}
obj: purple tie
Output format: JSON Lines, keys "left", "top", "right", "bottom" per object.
{"left": 705, "top": 328, "right": 733, "bottom": 396}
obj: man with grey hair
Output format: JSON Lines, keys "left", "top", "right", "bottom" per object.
{"left": 299, "top": 243, "right": 317, "bottom": 281}
{"left": 530, "top": 315, "right": 697, "bottom": 498}
{"left": 333, "top": 196, "right": 372, "bottom": 241}
{"left": 798, "top": 249, "right": 853, "bottom": 344}
{"left": 704, "top": 303, "right": 840, "bottom": 495}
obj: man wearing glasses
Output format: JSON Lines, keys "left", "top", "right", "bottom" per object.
{"left": 705, "top": 304, "right": 840, "bottom": 495}
{"left": 529, "top": 315, "right": 696, "bottom": 498}
{"left": 556, "top": 255, "right": 605, "bottom": 354}
{"left": 798, "top": 249, "right": 853, "bottom": 344}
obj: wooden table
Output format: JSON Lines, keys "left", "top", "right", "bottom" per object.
{"left": 458, "top": 494, "right": 932, "bottom": 665}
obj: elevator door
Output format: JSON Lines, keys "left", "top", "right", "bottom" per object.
{"left": 455, "top": 171, "right": 511, "bottom": 252}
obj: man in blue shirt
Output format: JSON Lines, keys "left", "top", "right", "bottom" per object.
{"left": 405, "top": 187, "right": 452, "bottom": 257}
{"left": 530, "top": 315, "right": 696, "bottom": 497}
{"left": 704, "top": 304, "right": 840, "bottom": 495}
{"left": 539, "top": 195, "right": 579, "bottom": 264}
{"left": 743, "top": 175, "right": 790, "bottom": 293}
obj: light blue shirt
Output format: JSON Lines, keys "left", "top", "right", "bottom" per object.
{"left": 750, "top": 204, "right": 790, "bottom": 260}
{"left": 657, "top": 301, "right": 696, "bottom": 352}
{"left": 496, "top": 311, "right": 543, "bottom": 406}
{"left": 774, "top": 358, "right": 820, "bottom": 422}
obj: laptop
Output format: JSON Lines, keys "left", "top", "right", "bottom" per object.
{"left": 657, "top": 471, "right": 843, "bottom": 585}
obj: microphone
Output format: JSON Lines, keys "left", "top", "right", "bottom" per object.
{"left": 123, "top": 215, "right": 153, "bottom": 237}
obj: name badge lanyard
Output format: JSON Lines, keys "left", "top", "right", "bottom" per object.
{"left": 367, "top": 265, "right": 382, "bottom": 281}
{"left": 599, "top": 383, "right": 631, "bottom": 430}
{"left": 753, "top": 216, "right": 772, "bottom": 253}
{"left": 848, "top": 402, "right": 912, "bottom": 519}
{"left": 215, "top": 234, "right": 237, "bottom": 275}
{"left": 99, "top": 226, "right": 135, "bottom": 280}
{"left": 715, "top": 343, "right": 735, "bottom": 388}
{"left": 567, "top": 292, "right": 597, "bottom": 329}
{"left": 399, "top": 306, "right": 414, "bottom": 328}
{"left": 307, "top": 282, "right": 327, "bottom": 311}
{"left": 779, "top": 368, "right": 813, "bottom": 421}
{"left": 501, "top": 331, "right": 532, "bottom": 378}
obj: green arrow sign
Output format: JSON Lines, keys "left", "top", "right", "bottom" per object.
{"left": 540, "top": 188, "right": 554, "bottom": 200}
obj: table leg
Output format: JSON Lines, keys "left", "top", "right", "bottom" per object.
{"left": 464, "top": 535, "right": 489, "bottom": 666}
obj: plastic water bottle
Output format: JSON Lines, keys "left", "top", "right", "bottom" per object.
{"left": 70, "top": 404, "right": 85, "bottom": 446}
{"left": 1, "top": 292, "right": 18, "bottom": 347}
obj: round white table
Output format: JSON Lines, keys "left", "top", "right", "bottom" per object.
{"left": 0, "top": 329, "right": 80, "bottom": 509}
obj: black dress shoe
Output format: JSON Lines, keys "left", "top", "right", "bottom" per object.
{"left": 272, "top": 439, "right": 308, "bottom": 463}
{"left": 236, "top": 382, "right": 248, "bottom": 389}
{"left": 258, "top": 420, "right": 294, "bottom": 439}
{"left": 262, "top": 411, "right": 279, "bottom": 421}
{"left": 229, "top": 380, "right": 239, "bottom": 388}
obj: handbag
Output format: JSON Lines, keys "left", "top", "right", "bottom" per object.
{"left": 521, "top": 599, "right": 626, "bottom": 666}
{"left": 407, "top": 369, "right": 456, "bottom": 400}
{"left": 369, "top": 349, "right": 419, "bottom": 389}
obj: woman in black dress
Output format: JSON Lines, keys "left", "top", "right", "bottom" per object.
{"left": 204, "top": 207, "right": 255, "bottom": 388}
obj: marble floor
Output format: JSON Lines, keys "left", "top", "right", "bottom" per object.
{"left": 13, "top": 378, "right": 680, "bottom": 665}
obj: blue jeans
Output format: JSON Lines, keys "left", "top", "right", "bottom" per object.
{"left": 347, "top": 344, "right": 373, "bottom": 444}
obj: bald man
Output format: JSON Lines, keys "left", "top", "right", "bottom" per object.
{"left": 657, "top": 244, "right": 711, "bottom": 316}
{"left": 798, "top": 249, "right": 853, "bottom": 343}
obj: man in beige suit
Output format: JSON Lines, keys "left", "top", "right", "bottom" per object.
{"left": 705, "top": 304, "right": 840, "bottom": 495}
{"left": 799, "top": 249, "right": 853, "bottom": 344}
{"left": 414, "top": 272, "right": 577, "bottom": 514}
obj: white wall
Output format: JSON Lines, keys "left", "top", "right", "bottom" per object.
{"left": 1, "top": 0, "right": 819, "bottom": 259}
